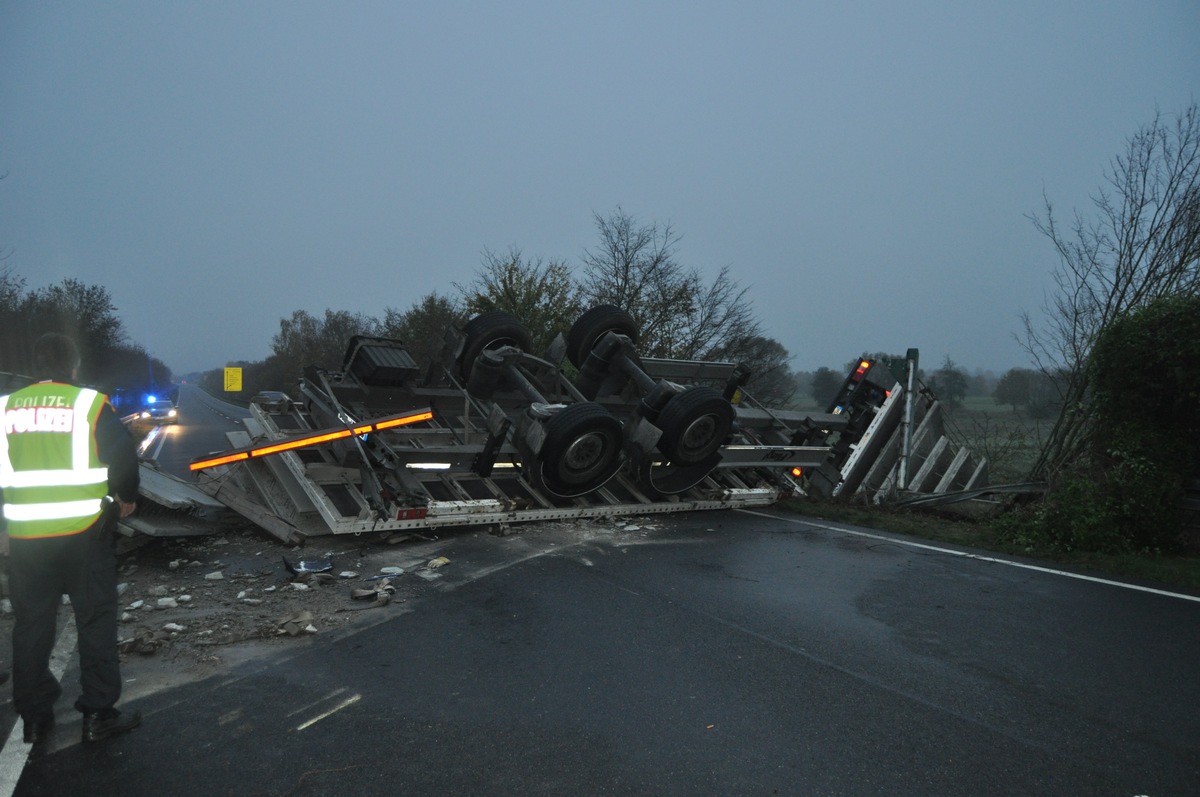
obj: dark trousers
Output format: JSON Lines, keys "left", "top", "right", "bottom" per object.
{"left": 7, "top": 512, "right": 121, "bottom": 720}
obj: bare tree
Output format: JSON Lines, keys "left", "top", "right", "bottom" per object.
{"left": 380, "top": 292, "right": 467, "bottom": 377}
{"left": 0, "top": 266, "right": 28, "bottom": 372}
{"left": 1023, "top": 103, "right": 1200, "bottom": 478}
{"left": 668, "top": 265, "right": 760, "bottom": 359}
{"left": 456, "top": 247, "right": 582, "bottom": 354}
{"left": 0, "top": 265, "right": 23, "bottom": 311}
{"left": 580, "top": 208, "right": 759, "bottom": 359}
{"left": 706, "top": 334, "right": 795, "bottom": 406}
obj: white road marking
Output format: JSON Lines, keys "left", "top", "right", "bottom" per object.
{"left": 286, "top": 688, "right": 349, "bottom": 718}
{"left": 0, "top": 617, "right": 78, "bottom": 794}
{"left": 147, "top": 426, "right": 170, "bottom": 460}
{"left": 739, "top": 509, "right": 1200, "bottom": 604}
{"left": 295, "top": 694, "right": 361, "bottom": 731}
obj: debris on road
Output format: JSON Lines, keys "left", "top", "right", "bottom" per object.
{"left": 283, "top": 556, "right": 333, "bottom": 576}
{"left": 277, "top": 610, "right": 317, "bottom": 636}
{"left": 119, "top": 628, "right": 173, "bottom": 655}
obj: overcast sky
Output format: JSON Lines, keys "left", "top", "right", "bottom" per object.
{"left": 1, "top": 2, "right": 1196, "bottom": 378}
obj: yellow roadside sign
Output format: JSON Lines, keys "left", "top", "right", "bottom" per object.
{"left": 224, "top": 367, "right": 243, "bottom": 392}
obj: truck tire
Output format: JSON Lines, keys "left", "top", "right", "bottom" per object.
{"left": 636, "top": 455, "right": 722, "bottom": 498}
{"left": 566, "top": 305, "right": 639, "bottom": 369}
{"left": 458, "top": 311, "right": 533, "bottom": 382}
{"left": 655, "top": 386, "right": 734, "bottom": 464}
{"left": 536, "top": 402, "right": 623, "bottom": 497}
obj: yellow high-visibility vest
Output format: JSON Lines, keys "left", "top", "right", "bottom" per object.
{"left": 0, "top": 383, "right": 110, "bottom": 538}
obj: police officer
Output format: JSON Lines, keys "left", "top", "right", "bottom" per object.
{"left": 0, "top": 333, "right": 142, "bottom": 747}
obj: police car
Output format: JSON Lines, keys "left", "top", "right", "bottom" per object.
{"left": 114, "top": 389, "right": 179, "bottom": 426}
{"left": 140, "top": 398, "right": 178, "bottom": 425}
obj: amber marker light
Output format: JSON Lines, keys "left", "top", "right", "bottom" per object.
{"left": 249, "top": 429, "right": 353, "bottom": 457}
{"left": 375, "top": 411, "right": 433, "bottom": 430}
{"left": 189, "top": 408, "right": 433, "bottom": 471}
{"left": 189, "top": 451, "right": 252, "bottom": 470}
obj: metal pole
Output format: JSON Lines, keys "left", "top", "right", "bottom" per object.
{"left": 898, "top": 348, "right": 918, "bottom": 491}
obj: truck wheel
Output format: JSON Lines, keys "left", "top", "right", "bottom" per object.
{"left": 566, "top": 305, "right": 639, "bottom": 368}
{"left": 536, "top": 403, "right": 623, "bottom": 497}
{"left": 458, "top": 311, "right": 533, "bottom": 382}
{"left": 636, "top": 455, "right": 722, "bottom": 498}
{"left": 655, "top": 386, "right": 734, "bottom": 464}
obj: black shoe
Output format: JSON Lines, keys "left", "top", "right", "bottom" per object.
{"left": 81, "top": 708, "right": 141, "bottom": 743}
{"left": 22, "top": 714, "right": 54, "bottom": 746}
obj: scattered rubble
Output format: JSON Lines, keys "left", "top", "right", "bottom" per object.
{"left": 276, "top": 610, "right": 317, "bottom": 637}
{"left": 0, "top": 515, "right": 669, "bottom": 685}
{"left": 103, "top": 526, "right": 428, "bottom": 661}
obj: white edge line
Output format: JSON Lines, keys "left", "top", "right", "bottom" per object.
{"left": 0, "top": 617, "right": 78, "bottom": 794}
{"left": 739, "top": 508, "right": 1200, "bottom": 604}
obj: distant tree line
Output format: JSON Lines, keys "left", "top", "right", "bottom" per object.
{"left": 990, "top": 367, "right": 1063, "bottom": 418}
{"left": 802, "top": 355, "right": 988, "bottom": 411}
{"left": 0, "top": 268, "right": 172, "bottom": 398}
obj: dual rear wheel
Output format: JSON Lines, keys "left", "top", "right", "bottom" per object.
{"left": 534, "top": 402, "right": 624, "bottom": 498}
{"left": 459, "top": 307, "right": 735, "bottom": 497}
{"left": 458, "top": 312, "right": 625, "bottom": 497}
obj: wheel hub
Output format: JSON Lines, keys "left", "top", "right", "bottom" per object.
{"left": 680, "top": 414, "right": 718, "bottom": 454}
{"left": 564, "top": 432, "right": 606, "bottom": 472}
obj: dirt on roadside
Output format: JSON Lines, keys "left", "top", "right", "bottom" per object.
{"left": 0, "top": 513, "right": 669, "bottom": 705}
{"left": 0, "top": 520, "right": 459, "bottom": 703}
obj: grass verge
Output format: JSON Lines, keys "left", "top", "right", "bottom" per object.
{"left": 778, "top": 497, "right": 1200, "bottom": 593}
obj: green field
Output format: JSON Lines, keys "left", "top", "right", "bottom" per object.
{"left": 938, "top": 396, "right": 1055, "bottom": 484}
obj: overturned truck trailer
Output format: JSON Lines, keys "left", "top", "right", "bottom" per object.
{"left": 187, "top": 307, "right": 847, "bottom": 542}
{"left": 187, "top": 307, "right": 988, "bottom": 543}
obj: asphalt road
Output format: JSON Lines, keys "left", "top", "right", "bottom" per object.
{"left": 142, "top": 383, "right": 250, "bottom": 480}
{"left": 8, "top": 508, "right": 1198, "bottom": 796}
